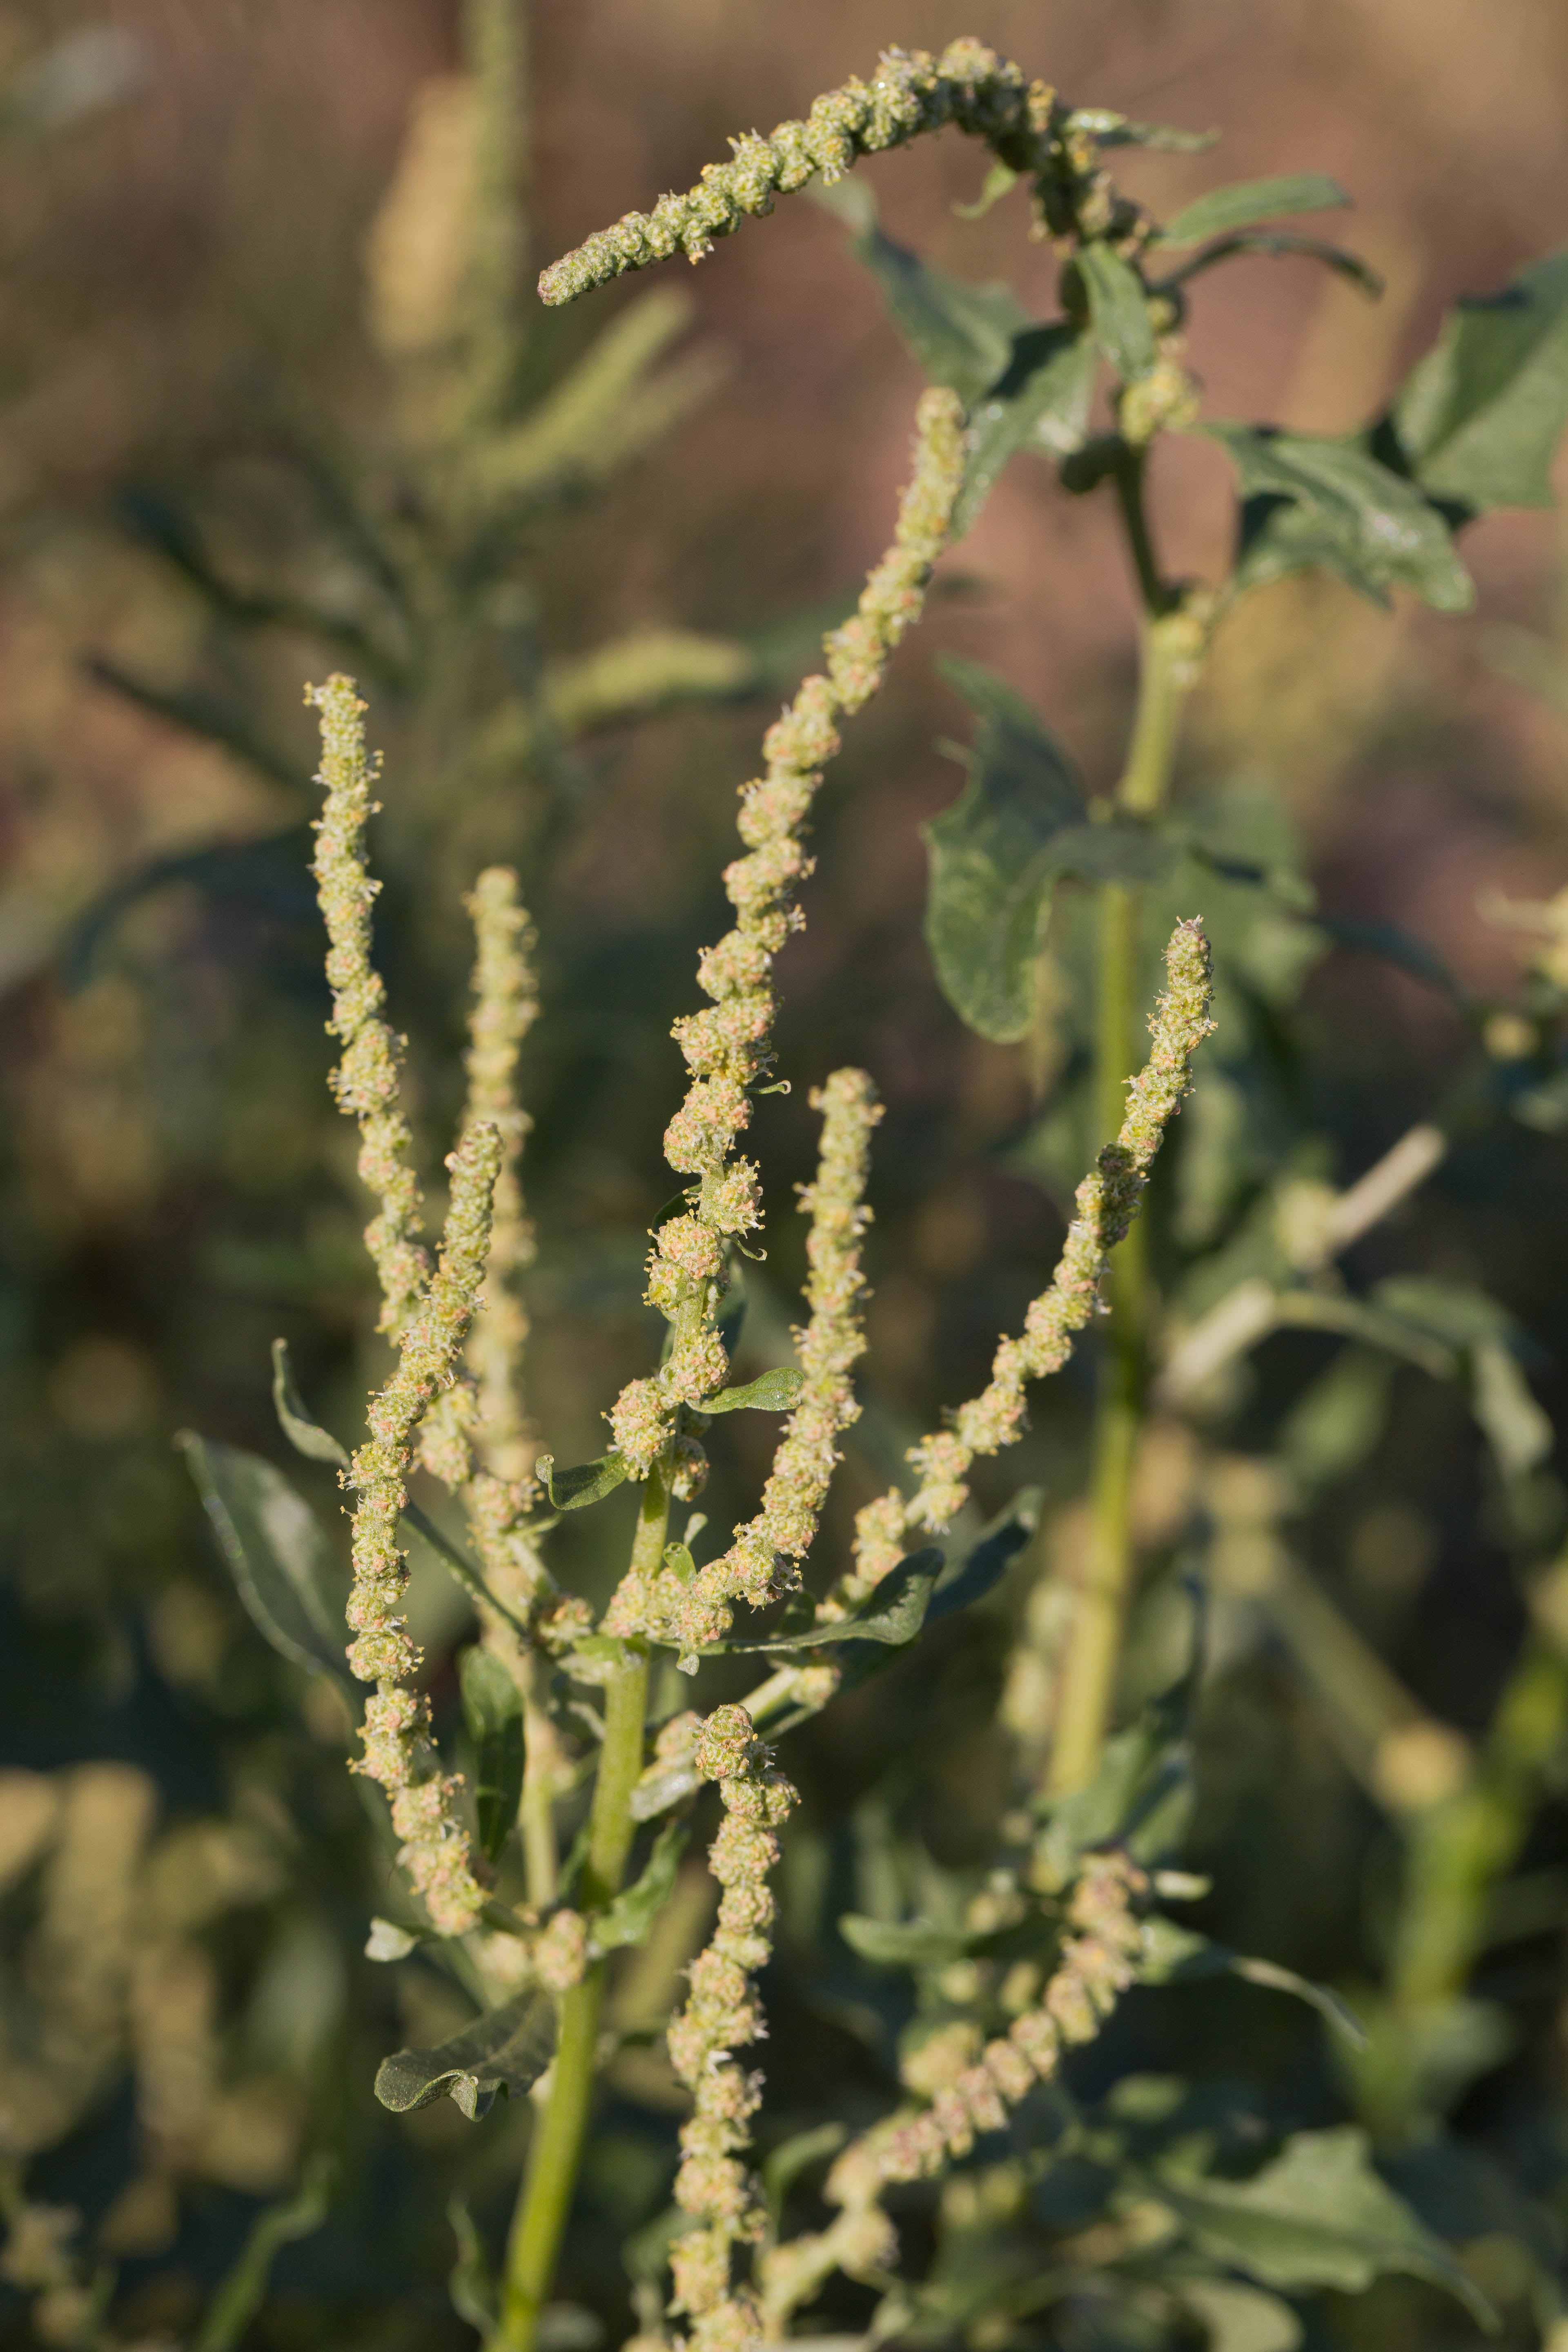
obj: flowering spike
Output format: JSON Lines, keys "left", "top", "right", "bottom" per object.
{"left": 307, "top": 674, "right": 430, "bottom": 1339}
{"left": 840, "top": 919, "right": 1215, "bottom": 1602}
{"left": 601, "top": 388, "right": 964, "bottom": 1570}
{"left": 666, "top": 1707, "right": 798, "bottom": 2352}
{"left": 538, "top": 42, "right": 1067, "bottom": 307}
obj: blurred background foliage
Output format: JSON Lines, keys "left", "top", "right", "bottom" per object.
{"left": 3, "top": 1, "right": 1568, "bottom": 2348}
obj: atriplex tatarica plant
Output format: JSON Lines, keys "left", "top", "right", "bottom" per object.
{"left": 16, "top": 27, "right": 1554, "bottom": 2352}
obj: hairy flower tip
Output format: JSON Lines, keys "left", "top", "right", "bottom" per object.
{"left": 836, "top": 921, "right": 1214, "bottom": 1608}
{"left": 603, "top": 403, "right": 961, "bottom": 1561}
{"left": 537, "top": 43, "right": 1066, "bottom": 307}
{"left": 306, "top": 673, "right": 430, "bottom": 1341}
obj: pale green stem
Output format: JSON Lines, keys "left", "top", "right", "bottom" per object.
{"left": 1047, "top": 477, "right": 1196, "bottom": 1796}
{"left": 519, "top": 1659, "right": 559, "bottom": 1909}
{"left": 497, "top": 1472, "right": 666, "bottom": 2351}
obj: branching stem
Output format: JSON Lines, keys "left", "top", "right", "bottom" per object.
{"left": 1047, "top": 470, "right": 1201, "bottom": 1795}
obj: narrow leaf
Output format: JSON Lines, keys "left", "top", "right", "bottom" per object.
{"left": 374, "top": 1989, "right": 557, "bottom": 2120}
{"left": 1076, "top": 243, "right": 1157, "bottom": 380}
{"left": 446, "top": 2192, "right": 497, "bottom": 2335}
{"left": 1139, "top": 1916, "right": 1367, "bottom": 2048}
{"left": 538, "top": 1451, "right": 630, "bottom": 1510}
{"left": 177, "top": 1432, "right": 350, "bottom": 1684}
{"left": 1390, "top": 245, "right": 1568, "bottom": 512}
{"left": 271, "top": 1337, "right": 350, "bottom": 1467}
{"left": 922, "top": 657, "right": 1087, "bottom": 1042}
{"left": 190, "top": 2156, "right": 332, "bottom": 2352}
{"left": 1207, "top": 423, "right": 1474, "bottom": 613}
{"left": 1158, "top": 230, "right": 1380, "bottom": 298}
{"left": 459, "top": 1648, "right": 526, "bottom": 1864}
{"left": 592, "top": 1820, "right": 689, "bottom": 1954}
{"left": 839, "top": 1913, "right": 974, "bottom": 1968}
{"left": 706, "top": 1547, "right": 944, "bottom": 1655}
{"left": 703, "top": 1367, "right": 805, "bottom": 1415}
{"left": 953, "top": 160, "right": 1020, "bottom": 220}
{"left": 1155, "top": 172, "right": 1348, "bottom": 249}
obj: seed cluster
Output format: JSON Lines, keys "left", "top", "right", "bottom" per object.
{"left": 666, "top": 1706, "right": 798, "bottom": 2352}
{"left": 461, "top": 864, "right": 539, "bottom": 1488}
{"left": 759, "top": 1851, "right": 1147, "bottom": 2329}
{"left": 836, "top": 920, "right": 1215, "bottom": 1607}
{"left": 603, "top": 389, "right": 964, "bottom": 1526}
{"left": 538, "top": 42, "right": 1066, "bottom": 307}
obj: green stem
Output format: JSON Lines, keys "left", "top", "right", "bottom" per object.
{"left": 496, "top": 1472, "right": 667, "bottom": 2352}
{"left": 1391, "top": 1629, "right": 1568, "bottom": 2009}
{"left": 1046, "top": 466, "right": 1198, "bottom": 1796}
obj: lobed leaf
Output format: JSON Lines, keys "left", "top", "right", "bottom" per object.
{"left": 1154, "top": 2126, "right": 1495, "bottom": 2323}
{"left": 177, "top": 1432, "right": 350, "bottom": 1684}
{"left": 1207, "top": 423, "right": 1474, "bottom": 612}
{"left": 374, "top": 1989, "right": 557, "bottom": 2120}
{"left": 922, "top": 657, "right": 1087, "bottom": 1042}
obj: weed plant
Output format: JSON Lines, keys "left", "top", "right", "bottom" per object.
{"left": 7, "top": 24, "right": 1568, "bottom": 2352}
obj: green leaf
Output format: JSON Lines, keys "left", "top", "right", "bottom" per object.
{"left": 1207, "top": 424, "right": 1474, "bottom": 612}
{"left": 922, "top": 656, "right": 1087, "bottom": 1042}
{"left": 926, "top": 1490, "right": 1041, "bottom": 1624}
{"left": 1155, "top": 2126, "right": 1495, "bottom": 2324}
{"left": 1139, "top": 1916, "right": 1367, "bottom": 2048}
{"left": 459, "top": 1648, "right": 526, "bottom": 1864}
{"left": 537, "top": 1451, "right": 630, "bottom": 1510}
{"left": 1076, "top": 242, "right": 1157, "bottom": 379}
{"left": 1039, "top": 1633, "right": 1202, "bottom": 1878}
{"left": 271, "top": 1336, "right": 350, "bottom": 1467}
{"left": 1158, "top": 231, "right": 1380, "bottom": 299}
{"left": 954, "top": 327, "right": 1097, "bottom": 536}
{"left": 1176, "top": 2280, "right": 1303, "bottom": 2352}
{"left": 374, "top": 1989, "right": 557, "bottom": 2120}
{"left": 1083, "top": 112, "right": 1218, "bottom": 155}
{"left": 592, "top": 1820, "right": 688, "bottom": 1954}
{"left": 1470, "top": 1336, "right": 1554, "bottom": 1480}
{"left": 819, "top": 178, "right": 1027, "bottom": 404}
{"left": 190, "top": 2155, "right": 333, "bottom": 2352}
{"left": 953, "top": 159, "right": 1020, "bottom": 220}
{"left": 1390, "top": 246, "right": 1568, "bottom": 511}
{"left": 1154, "top": 172, "right": 1348, "bottom": 249}
{"left": 702, "top": 1367, "right": 805, "bottom": 1415}
{"left": 177, "top": 1432, "right": 350, "bottom": 1684}
{"left": 839, "top": 1913, "right": 974, "bottom": 1969}
{"left": 445, "top": 2192, "right": 497, "bottom": 2336}
{"left": 710, "top": 1547, "right": 945, "bottom": 1655}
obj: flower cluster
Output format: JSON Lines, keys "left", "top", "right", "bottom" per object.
{"left": 345, "top": 1122, "right": 501, "bottom": 1938}
{"left": 310, "top": 675, "right": 507, "bottom": 1938}
{"left": 837, "top": 919, "right": 1215, "bottom": 1605}
{"left": 307, "top": 675, "right": 430, "bottom": 1340}
{"left": 537, "top": 42, "right": 1069, "bottom": 308}
{"left": 675, "top": 1069, "right": 882, "bottom": 1653}
{"left": 759, "top": 1851, "right": 1148, "bottom": 2330}
{"left": 603, "top": 388, "right": 964, "bottom": 1516}
{"left": 666, "top": 1706, "right": 798, "bottom": 2352}
{"left": 461, "top": 864, "right": 540, "bottom": 1486}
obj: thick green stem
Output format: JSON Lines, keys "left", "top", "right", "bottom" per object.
{"left": 1046, "top": 482, "right": 1198, "bottom": 1795}
{"left": 497, "top": 1473, "right": 666, "bottom": 2352}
